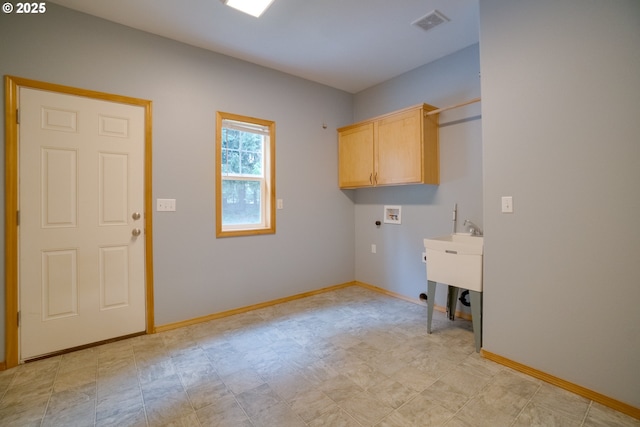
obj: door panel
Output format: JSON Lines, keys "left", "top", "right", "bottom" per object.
{"left": 99, "top": 153, "right": 129, "bottom": 225}
{"left": 99, "top": 245, "right": 130, "bottom": 309}
{"left": 41, "top": 147, "right": 78, "bottom": 227}
{"left": 338, "top": 122, "right": 374, "bottom": 188}
{"left": 42, "top": 249, "right": 78, "bottom": 319}
{"left": 377, "top": 108, "right": 422, "bottom": 185}
{"left": 19, "top": 87, "right": 146, "bottom": 360}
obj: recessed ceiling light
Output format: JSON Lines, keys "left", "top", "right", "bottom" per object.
{"left": 221, "top": 0, "right": 275, "bottom": 18}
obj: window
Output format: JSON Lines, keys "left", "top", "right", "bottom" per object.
{"left": 216, "top": 111, "right": 275, "bottom": 237}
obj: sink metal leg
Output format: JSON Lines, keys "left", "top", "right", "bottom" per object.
{"left": 426, "top": 280, "right": 436, "bottom": 333}
{"left": 469, "top": 290, "right": 483, "bottom": 352}
{"left": 446, "top": 286, "right": 459, "bottom": 320}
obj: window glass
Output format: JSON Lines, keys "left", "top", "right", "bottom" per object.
{"left": 216, "top": 112, "right": 275, "bottom": 237}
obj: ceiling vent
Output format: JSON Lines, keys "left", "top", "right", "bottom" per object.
{"left": 412, "top": 10, "right": 450, "bottom": 32}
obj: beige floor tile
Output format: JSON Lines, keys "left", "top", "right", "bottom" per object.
{"left": 529, "top": 382, "right": 591, "bottom": 422}
{"left": 53, "top": 365, "right": 97, "bottom": 392}
{"left": 1, "top": 286, "right": 636, "bottom": 427}
{"left": 235, "top": 383, "right": 281, "bottom": 419}
{"left": 219, "top": 368, "right": 265, "bottom": 395}
{"left": 250, "top": 401, "right": 306, "bottom": 427}
{"left": 96, "top": 405, "right": 147, "bottom": 427}
{"left": 287, "top": 388, "right": 335, "bottom": 422}
{"left": 58, "top": 348, "right": 98, "bottom": 373}
{"left": 385, "top": 393, "right": 456, "bottom": 426}
{"left": 155, "top": 411, "right": 200, "bottom": 427}
{"left": 144, "top": 395, "right": 194, "bottom": 426}
{"left": 340, "top": 389, "right": 395, "bottom": 425}
{"left": 341, "top": 359, "right": 390, "bottom": 390}
{"left": 307, "top": 405, "right": 361, "bottom": 427}
{"left": 195, "top": 394, "right": 251, "bottom": 427}
{"left": 583, "top": 402, "right": 640, "bottom": 426}
{"left": 512, "top": 400, "right": 582, "bottom": 426}
{"left": 386, "top": 364, "right": 439, "bottom": 392}
{"left": 267, "top": 372, "right": 315, "bottom": 401}
{"left": 186, "top": 378, "right": 232, "bottom": 410}
{"left": 471, "top": 370, "right": 540, "bottom": 417}
{"left": 453, "top": 395, "right": 518, "bottom": 427}
{"left": 0, "top": 395, "right": 49, "bottom": 427}
{"left": 367, "top": 377, "right": 417, "bottom": 409}
{"left": 318, "top": 373, "right": 364, "bottom": 403}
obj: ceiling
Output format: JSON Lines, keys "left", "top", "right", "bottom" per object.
{"left": 49, "top": 0, "right": 479, "bottom": 93}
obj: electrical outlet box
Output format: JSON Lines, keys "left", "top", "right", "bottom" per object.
{"left": 157, "top": 198, "right": 176, "bottom": 212}
{"left": 501, "top": 196, "right": 513, "bottom": 213}
{"left": 384, "top": 205, "right": 402, "bottom": 224}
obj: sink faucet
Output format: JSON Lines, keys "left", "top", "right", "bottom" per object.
{"left": 464, "top": 220, "right": 483, "bottom": 236}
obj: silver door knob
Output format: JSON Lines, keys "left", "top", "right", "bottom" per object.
{"left": 132, "top": 228, "right": 142, "bottom": 237}
{"left": 132, "top": 212, "right": 141, "bottom": 220}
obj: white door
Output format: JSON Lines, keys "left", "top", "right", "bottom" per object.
{"left": 19, "top": 87, "right": 146, "bottom": 360}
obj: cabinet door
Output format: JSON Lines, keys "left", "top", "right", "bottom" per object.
{"left": 338, "top": 122, "right": 374, "bottom": 188}
{"left": 377, "top": 108, "right": 422, "bottom": 185}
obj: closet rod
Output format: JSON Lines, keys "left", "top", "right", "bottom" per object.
{"left": 425, "top": 97, "right": 481, "bottom": 116}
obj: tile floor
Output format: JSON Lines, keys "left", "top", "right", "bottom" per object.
{"left": 0, "top": 286, "right": 638, "bottom": 426}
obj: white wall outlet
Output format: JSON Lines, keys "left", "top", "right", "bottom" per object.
{"left": 277, "top": 199, "right": 283, "bottom": 209}
{"left": 157, "top": 198, "right": 176, "bottom": 212}
{"left": 371, "top": 244, "right": 377, "bottom": 254}
{"left": 501, "top": 196, "right": 513, "bottom": 213}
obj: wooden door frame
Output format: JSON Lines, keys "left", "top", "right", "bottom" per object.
{"left": 4, "top": 76, "right": 155, "bottom": 368}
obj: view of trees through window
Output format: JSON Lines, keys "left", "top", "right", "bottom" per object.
{"left": 221, "top": 123, "right": 265, "bottom": 225}
{"left": 216, "top": 111, "right": 275, "bottom": 237}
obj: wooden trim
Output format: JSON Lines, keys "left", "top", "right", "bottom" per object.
{"left": 144, "top": 102, "right": 155, "bottom": 334}
{"left": 5, "top": 76, "right": 19, "bottom": 369}
{"left": 425, "top": 97, "right": 481, "bottom": 116}
{"left": 155, "top": 280, "right": 475, "bottom": 334}
{"left": 482, "top": 350, "right": 640, "bottom": 420}
{"left": 0, "top": 361, "right": 6, "bottom": 371}
{"left": 4, "top": 76, "right": 154, "bottom": 368}
{"left": 354, "top": 281, "right": 473, "bottom": 320}
{"left": 355, "top": 281, "right": 423, "bottom": 305}
{"left": 155, "top": 282, "right": 356, "bottom": 333}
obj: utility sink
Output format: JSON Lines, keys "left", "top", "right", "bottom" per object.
{"left": 423, "top": 234, "right": 483, "bottom": 292}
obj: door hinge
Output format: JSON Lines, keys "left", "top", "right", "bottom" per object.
{"left": 17, "top": 311, "right": 20, "bottom": 327}
{"left": 16, "top": 210, "right": 20, "bottom": 226}
{"left": 16, "top": 108, "right": 19, "bottom": 124}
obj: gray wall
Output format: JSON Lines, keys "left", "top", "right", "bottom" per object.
{"left": 0, "top": 4, "right": 355, "bottom": 357}
{"left": 352, "top": 44, "right": 483, "bottom": 311}
{"left": 479, "top": 0, "right": 640, "bottom": 407}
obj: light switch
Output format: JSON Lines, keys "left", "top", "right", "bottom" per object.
{"left": 157, "top": 199, "right": 176, "bottom": 212}
{"left": 277, "top": 199, "right": 283, "bottom": 210}
{"left": 501, "top": 196, "right": 513, "bottom": 213}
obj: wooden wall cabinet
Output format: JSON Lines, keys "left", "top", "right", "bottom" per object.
{"left": 337, "top": 103, "right": 439, "bottom": 189}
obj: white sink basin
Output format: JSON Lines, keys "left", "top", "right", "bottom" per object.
{"left": 423, "top": 234, "right": 484, "bottom": 292}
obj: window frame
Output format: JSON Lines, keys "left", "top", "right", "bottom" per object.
{"left": 216, "top": 111, "right": 276, "bottom": 237}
